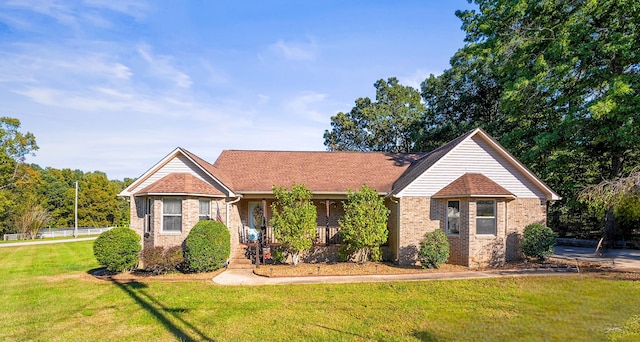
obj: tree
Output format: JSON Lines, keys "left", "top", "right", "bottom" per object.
{"left": 0, "top": 117, "right": 39, "bottom": 234}
{"left": 579, "top": 170, "right": 640, "bottom": 242}
{"left": 338, "top": 184, "right": 390, "bottom": 263}
{"left": 270, "top": 184, "right": 317, "bottom": 266}
{"left": 324, "top": 77, "right": 425, "bottom": 153}
{"left": 15, "top": 204, "right": 50, "bottom": 239}
{"left": 420, "top": 0, "right": 640, "bottom": 238}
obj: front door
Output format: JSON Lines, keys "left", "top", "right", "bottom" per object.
{"left": 247, "top": 202, "right": 264, "bottom": 241}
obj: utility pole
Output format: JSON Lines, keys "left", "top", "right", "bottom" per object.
{"left": 74, "top": 181, "right": 78, "bottom": 238}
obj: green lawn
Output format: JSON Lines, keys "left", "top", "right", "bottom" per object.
{"left": 1, "top": 241, "right": 639, "bottom": 341}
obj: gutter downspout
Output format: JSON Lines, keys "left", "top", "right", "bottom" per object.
{"left": 226, "top": 195, "right": 242, "bottom": 231}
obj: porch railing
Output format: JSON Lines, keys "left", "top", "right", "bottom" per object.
{"left": 240, "top": 225, "right": 342, "bottom": 246}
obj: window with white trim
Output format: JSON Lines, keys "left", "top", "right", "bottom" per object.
{"left": 446, "top": 200, "right": 460, "bottom": 235}
{"left": 476, "top": 200, "right": 496, "bottom": 235}
{"left": 144, "top": 198, "right": 153, "bottom": 233}
{"left": 163, "top": 198, "right": 182, "bottom": 232}
{"left": 199, "top": 199, "right": 211, "bottom": 221}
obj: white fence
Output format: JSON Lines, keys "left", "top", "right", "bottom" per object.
{"left": 3, "top": 227, "right": 115, "bottom": 241}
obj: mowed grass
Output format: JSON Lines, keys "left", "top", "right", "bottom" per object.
{"left": 1, "top": 242, "right": 639, "bottom": 341}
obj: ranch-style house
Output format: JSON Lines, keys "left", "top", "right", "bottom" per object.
{"left": 119, "top": 128, "right": 560, "bottom": 267}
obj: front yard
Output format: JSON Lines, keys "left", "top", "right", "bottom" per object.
{"left": 1, "top": 241, "right": 639, "bottom": 341}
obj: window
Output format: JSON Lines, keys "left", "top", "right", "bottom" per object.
{"left": 163, "top": 198, "right": 182, "bottom": 232}
{"left": 446, "top": 200, "right": 460, "bottom": 235}
{"left": 476, "top": 200, "right": 496, "bottom": 235}
{"left": 199, "top": 200, "right": 211, "bottom": 221}
{"left": 144, "top": 198, "right": 153, "bottom": 233}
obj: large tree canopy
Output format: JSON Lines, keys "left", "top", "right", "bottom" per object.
{"left": 324, "top": 77, "right": 425, "bottom": 153}
{"left": 325, "top": 0, "right": 640, "bottom": 239}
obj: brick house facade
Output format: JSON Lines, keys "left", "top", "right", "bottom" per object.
{"left": 119, "top": 128, "right": 560, "bottom": 267}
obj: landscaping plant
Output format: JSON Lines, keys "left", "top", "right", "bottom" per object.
{"left": 184, "top": 220, "right": 230, "bottom": 272}
{"left": 418, "top": 229, "right": 450, "bottom": 268}
{"left": 339, "top": 184, "right": 390, "bottom": 263}
{"left": 270, "top": 183, "right": 317, "bottom": 266}
{"left": 93, "top": 227, "right": 141, "bottom": 272}
{"left": 521, "top": 223, "right": 556, "bottom": 262}
{"left": 140, "top": 245, "right": 184, "bottom": 275}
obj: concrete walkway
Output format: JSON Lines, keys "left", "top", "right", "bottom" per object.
{"left": 0, "top": 237, "right": 97, "bottom": 247}
{"left": 212, "top": 267, "right": 575, "bottom": 286}
{"left": 213, "top": 246, "right": 640, "bottom": 286}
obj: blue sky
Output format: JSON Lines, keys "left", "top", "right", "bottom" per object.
{"left": 0, "top": 1, "right": 475, "bottom": 180}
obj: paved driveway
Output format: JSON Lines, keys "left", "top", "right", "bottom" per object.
{"left": 553, "top": 245, "right": 640, "bottom": 270}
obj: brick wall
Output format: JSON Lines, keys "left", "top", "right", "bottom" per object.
{"left": 397, "top": 197, "right": 442, "bottom": 264}
{"left": 397, "top": 197, "right": 547, "bottom": 267}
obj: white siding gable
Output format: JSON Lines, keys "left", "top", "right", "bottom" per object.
{"left": 397, "top": 135, "right": 547, "bottom": 199}
{"left": 128, "top": 154, "right": 222, "bottom": 195}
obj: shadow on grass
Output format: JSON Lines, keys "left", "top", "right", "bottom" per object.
{"left": 113, "top": 280, "right": 213, "bottom": 341}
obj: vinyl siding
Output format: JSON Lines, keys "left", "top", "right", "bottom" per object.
{"left": 129, "top": 155, "right": 223, "bottom": 194}
{"left": 397, "top": 135, "right": 546, "bottom": 199}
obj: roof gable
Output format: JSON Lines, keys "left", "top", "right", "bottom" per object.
{"left": 432, "top": 173, "right": 515, "bottom": 199}
{"left": 392, "top": 128, "right": 560, "bottom": 200}
{"left": 118, "top": 147, "right": 234, "bottom": 197}
{"left": 137, "top": 173, "right": 225, "bottom": 197}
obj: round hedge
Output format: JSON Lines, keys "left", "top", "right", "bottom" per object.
{"left": 93, "top": 227, "right": 141, "bottom": 272}
{"left": 521, "top": 223, "right": 556, "bottom": 261}
{"left": 418, "top": 229, "right": 450, "bottom": 269}
{"left": 184, "top": 220, "right": 230, "bottom": 273}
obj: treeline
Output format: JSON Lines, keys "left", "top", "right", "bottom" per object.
{"left": 324, "top": 0, "right": 640, "bottom": 239}
{"left": 0, "top": 117, "right": 132, "bottom": 236}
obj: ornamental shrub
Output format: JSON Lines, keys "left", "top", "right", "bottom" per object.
{"left": 93, "top": 227, "right": 141, "bottom": 272}
{"left": 184, "top": 220, "right": 230, "bottom": 272}
{"left": 339, "top": 184, "right": 390, "bottom": 263}
{"left": 418, "top": 229, "right": 450, "bottom": 269}
{"left": 521, "top": 223, "right": 556, "bottom": 261}
{"left": 140, "top": 246, "right": 184, "bottom": 275}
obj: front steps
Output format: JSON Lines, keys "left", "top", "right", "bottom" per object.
{"left": 227, "top": 245, "right": 254, "bottom": 270}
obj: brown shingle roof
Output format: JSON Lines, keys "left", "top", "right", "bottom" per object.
{"left": 137, "top": 173, "right": 225, "bottom": 196}
{"left": 212, "top": 150, "right": 425, "bottom": 193}
{"left": 432, "top": 173, "right": 515, "bottom": 198}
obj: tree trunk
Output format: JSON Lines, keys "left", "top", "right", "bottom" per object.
{"left": 603, "top": 207, "right": 616, "bottom": 248}
{"left": 292, "top": 253, "right": 299, "bottom": 266}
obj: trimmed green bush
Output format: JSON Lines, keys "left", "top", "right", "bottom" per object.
{"left": 140, "top": 246, "right": 184, "bottom": 275}
{"left": 522, "top": 223, "right": 556, "bottom": 261}
{"left": 184, "top": 220, "right": 230, "bottom": 272}
{"left": 93, "top": 227, "right": 141, "bottom": 272}
{"left": 418, "top": 229, "right": 450, "bottom": 269}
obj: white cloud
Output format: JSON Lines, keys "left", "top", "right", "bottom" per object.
{"left": 137, "top": 44, "right": 193, "bottom": 88}
{"left": 268, "top": 37, "right": 318, "bottom": 61}
{"left": 5, "top": 0, "right": 78, "bottom": 26}
{"left": 83, "top": 0, "right": 149, "bottom": 20}
{"left": 257, "top": 94, "right": 270, "bottom": 105}
{"left": 285, "top": 91, "right": 334, "bottom": 124}
{"left": 399, "top": 68, "right": 442, "bottom": 90}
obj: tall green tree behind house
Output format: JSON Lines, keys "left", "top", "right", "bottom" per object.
{"left": 324, "top": 77, "right": 426, "bottom": 153}
{"left": 449, "top": 0, "right": 640, "bottom": 239}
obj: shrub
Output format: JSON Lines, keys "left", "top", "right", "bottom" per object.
{"left": 339, "top": 184, "right": 390, "bottom": 263}
{"left": 522, "top": 223, "right": 556, "bottom": 261}
{"left": 140, "top": 246, "right": 184, "bottom": 275}
{"left": 418, "top": 229, "right": 450, "bottom": 269}
{"left": 184, "top": 220, "right": 230, "bottom": 272}
{"left": 270, "top": 184, "right": 317, "bottom": 266}
{"left": 93, "top": 227, "right": 141, "bottom": 272}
